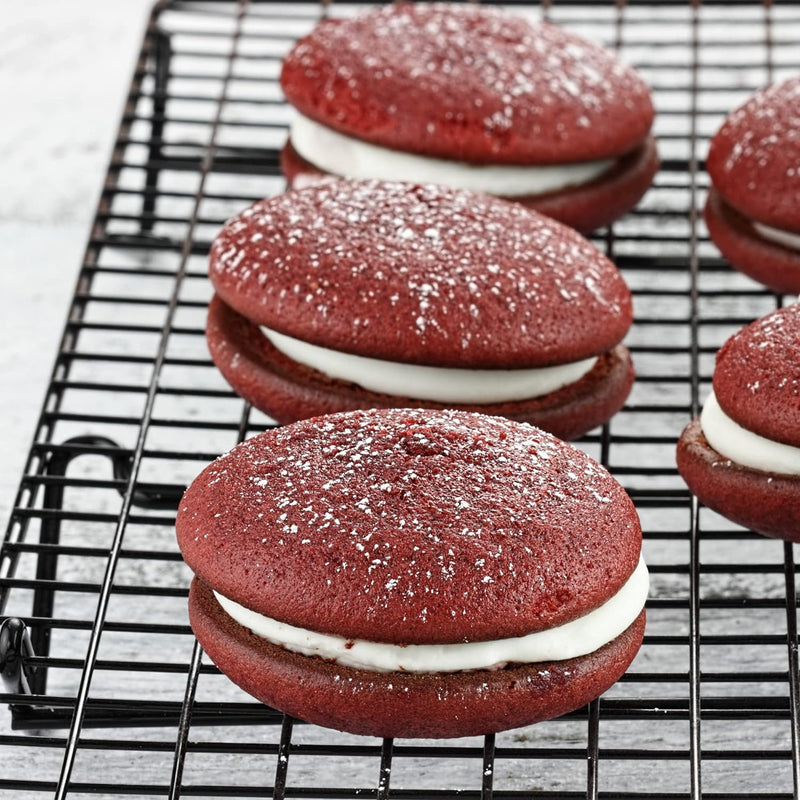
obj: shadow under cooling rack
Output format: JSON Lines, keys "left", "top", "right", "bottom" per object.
{"left": 2, "top": 0, "right": 800, "bottom": 797}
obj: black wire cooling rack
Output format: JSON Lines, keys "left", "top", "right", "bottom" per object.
{"left": 2, "top": 0, "right": 799, "bottom": 797}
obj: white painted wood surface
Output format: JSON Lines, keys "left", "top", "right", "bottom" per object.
{"left": 0, "top": 0, "right": 154, "bottom": 528}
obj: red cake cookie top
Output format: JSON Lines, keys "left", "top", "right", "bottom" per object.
{"left": 707, "top": 78, "right": 800, "bottom": 233}
{"left": 177, "top": 409, "right": 641, "bottom": 645}
{"left": 280, "top": 3, "right": 654, "bottom": 164}
{"left": 713, "top": 304, "right": 800, "bottom": 447}
{"left": 209, "top": 181, "right": 632, "bottom": 369}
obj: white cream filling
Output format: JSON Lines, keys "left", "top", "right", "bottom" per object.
{"left": 752, "top": 221, "right": 800, "bottom": 253}
{"left": 290, "top": 114, "right": 614, "bottom": 197}
{"left": 262, "top": 326, "right": 598, "bottom": 404}
{"left": 214, "top": 556, "right": 648, "bottom": 673}
{"left": 701, "top": 390, "right": 800, "bottom": 476}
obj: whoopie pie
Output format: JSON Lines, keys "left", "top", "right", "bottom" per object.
{"left": 279, "top": 3, "right": 659, "bottom": 232}
{"left": 207, "top": 180, "right": 635, "bottom": 440}
{"left": 177, "top": 408, "right": 648, "bottom": 738}
{"left": 677, "top": 304, "right": 800, "bottom": 540}
{"left": 704, "top": 78, "right": 800, "bottom": 294}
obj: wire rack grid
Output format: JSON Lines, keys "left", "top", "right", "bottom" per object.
{"left": 1, "top": 0, "right": 799, "bottom": 797}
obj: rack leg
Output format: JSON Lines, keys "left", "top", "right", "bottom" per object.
{"left": 0, "top": 618, "right": 37, "bottom": 699}
{"left": 142, "top": 27, "right": 172, "bottom": 233}
{"left": 23, "top": 435, "right": 183, "bottom": 703}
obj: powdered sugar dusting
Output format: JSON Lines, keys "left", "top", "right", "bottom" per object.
{"left": 281, "top": 4, "right": 653, "bottom": 164}
{"left": 713, "top": 304, "right": 800, "bottom": 446}
{"left": 177, "top": 408, "right": 640, "bottom": 644}
{"left": 708, "top": 77, "right": 800, "bottom": 231}
{"left": 210, "top": 180, "right": 631, "bottom": 368}
{"left": 717, "top": 80, "right": 800, "bottom": 176}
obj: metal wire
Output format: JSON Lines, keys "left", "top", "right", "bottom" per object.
{"left": 2, "top": 0, "right": 800, "bottom": 797}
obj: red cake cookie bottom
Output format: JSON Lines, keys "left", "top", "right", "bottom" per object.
{"left": 280, "top": 136, "right": 659, "bottom": 234}
{"left": 206, "top": 295, "right": 634, "bottom": 440}
{"left": 704, "top": 188, "right": 800, "bottom": 295}
{"left": 190, "top": 578, "right": 646, "bottom": 739}
{"left": 676, "top": 418, "right": 800, "bottom": 541}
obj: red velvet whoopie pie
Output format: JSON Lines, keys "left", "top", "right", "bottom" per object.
{"left": 279, "top": 3, "right": 658, "bottom": 233}
{"left": 207, "top": 180, "right": 635, "bottom": 440}
{"left": 676, "top": 304, "right": 800, "bottom": 540}
{"left": 705, "top": 78, "right": 800, "bottom": 294}
{"left": 177, "top": 408, "right": 648, "bottom": 739}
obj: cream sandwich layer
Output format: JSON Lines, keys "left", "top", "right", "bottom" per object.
{"left": 752, "top": 221, "right": 800, "bottom": 253}
{"left": 290, "top": 114, "right": 614, "bottom": 197}
{"left": 262, "top": 326, "right": 598, "bottom": 404}
{"left": 701, "top": 390, "right": 800, "bottom": 476}
{"left": 214, "top": 556, "right": 649, "bottom": 673}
